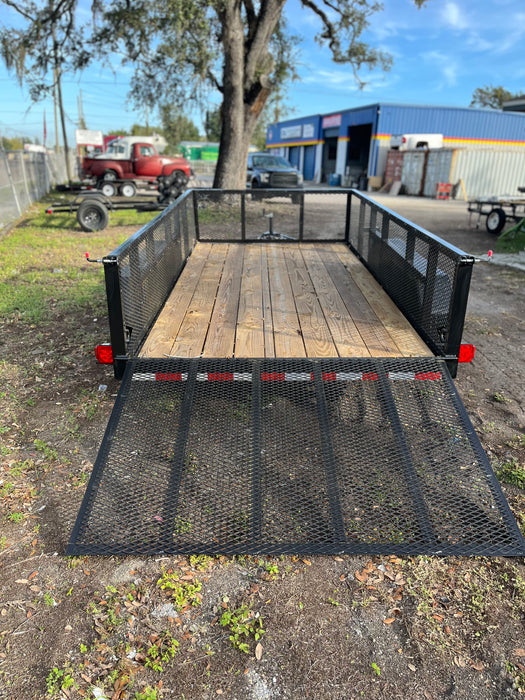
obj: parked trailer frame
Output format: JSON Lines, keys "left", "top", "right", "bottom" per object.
{"left": 468, "top": 196, "right": 525, "bottom": 235}
{"left": 45, "top": 192, "right": 167, "bottom": 232}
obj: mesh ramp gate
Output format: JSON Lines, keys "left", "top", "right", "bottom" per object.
{"left": 67, "top": 358, "right": 525, "bottom": 557}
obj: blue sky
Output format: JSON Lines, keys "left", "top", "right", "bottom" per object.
{"left": 1, "top": 0, "right": 524, "bottom": 146}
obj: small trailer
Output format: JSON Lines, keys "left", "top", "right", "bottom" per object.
{"left": 45, "top": 178, "right": 187, "bottom": 232}
{"left": 67, "top": 189, "right": 525, "bottom": 558}
{"left": 468, "top": 194, "right": 525, "bottom": 234}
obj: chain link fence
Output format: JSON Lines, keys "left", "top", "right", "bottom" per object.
{"left": 0, "top": 149, "right": 78, "bottom": 232}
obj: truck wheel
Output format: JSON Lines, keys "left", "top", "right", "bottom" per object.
{"left": 77, "top": 199, "right": 109, "bottom": 232}
{"left": 102, "top": 170, "right": 118, "bottom": 181}
{"left": 157, "top": 170, "right": 189, "bottom": 203}
{"left": 119, "top": 182, "right": 137, "bottom": 198}
{"left": 486, "top": 208, "right": 506, "bottom": 234}
{"left": 100, "top": 181, "right": 117, "bottom": 197}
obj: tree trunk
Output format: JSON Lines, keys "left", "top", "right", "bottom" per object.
{"left": 213, "top": 0, "right": 285, "bottom": 189}
{"left": 214, "top": 1, "right": 247, "bottom": 189}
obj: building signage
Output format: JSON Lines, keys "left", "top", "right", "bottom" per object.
{"left": 322, "top": 114, "right": 342, "bottom": 129}
{"left": 302, "top": 123, "right": 315, "bottom": 139}
{"left": 75, "top": 129, "right": 104, "bottom": 146}
{"left": 280, "top": 125, "right": 302, "bottom": 140}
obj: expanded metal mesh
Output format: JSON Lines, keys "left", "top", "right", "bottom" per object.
{"left": 108, "top": 192, "right": 197, "bottom": 356}
{"left": 193, "top": 189, "right": 349, "bottom": 242}
{"left": 67, "top": 358, "right": 525, "bottom": 557}
{"left": 349, "top": 192, "right": 473, "bottom": 360}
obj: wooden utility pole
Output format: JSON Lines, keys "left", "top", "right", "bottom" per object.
{"left": 53, "top": 25, "right": 71, "bottom": 182}
{"left": 53, "top": 68, "right": 60, "bottom": 154}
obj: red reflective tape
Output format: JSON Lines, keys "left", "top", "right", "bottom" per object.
{"left": 322, "top": 372, "right": 337, "bottom": 381}
{"left": 362, "top": 372, "right": 379, "bottom": 381}
{"left": 414, "top": 372, "right": 442, "bottom": 380}
{"left": 208, "top": 372, "right": 234, "bottom": 381}
{"left": 261, "top": 372, "right": 285, "bottom": 381}
{"left": 155, "top": 372, "right": 184, "bottom": 381}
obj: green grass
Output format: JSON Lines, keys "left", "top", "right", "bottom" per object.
{"left": 495, "top": 218, "right": 525, "bottom": 254}
{"left": 0, "top": 199, "right": 152, "bottom": 323}
{"left": 495, "top": 457, "right": 525, "bottom": 489}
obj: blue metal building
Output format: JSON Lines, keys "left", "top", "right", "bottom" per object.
{"left": 266, "top": 103, "right": 525, "bottom": 185}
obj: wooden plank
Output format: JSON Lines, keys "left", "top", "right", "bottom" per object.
{"left": 202, "top": 245, "right": 243, "bottom": 358}
{"left": 139, "top": 242, "right": 211, "bottom": 358}
{"left": 235, "top": 244, "right": 265, "bottom": 357}
{"left": 266, "top": 245, "right": 306, "bottom": 358}
{"left": 261, "top": 246, "right": 275, "bottom": 358}
{"left": 168, "top": 243, "right": 228, "bottom": 357}
{"left": 283, "top": 245, "right": 338, "bottom": 357}
{"left": 313, "top": 243, "right": 401, "bottom": 357}
{"left": 332, "top": 244, "right": 433, "bottom": 357}
{"left": 299, "top": 245, "right": 370, "bottom": 357}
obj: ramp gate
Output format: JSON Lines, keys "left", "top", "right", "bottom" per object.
{"left": 67, "top": 357, "right": 525, "bottom": 557}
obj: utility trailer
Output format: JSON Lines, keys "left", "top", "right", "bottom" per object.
{"left": 67, "top": 189, "right": 525, "bottom": 558}
{"left": 46, "top": 191, "right": 170, "bottom": 232}
{"left": 468, "top": 195, "right": 525, "bottom": 234}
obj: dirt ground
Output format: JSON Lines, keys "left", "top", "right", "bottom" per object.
{"left": 0, "top": 195, "right": 524, "bottom": 700}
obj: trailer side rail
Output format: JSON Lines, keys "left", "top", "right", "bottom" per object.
{"left": 104, "top": 189, "right": 474, "bottom": 378}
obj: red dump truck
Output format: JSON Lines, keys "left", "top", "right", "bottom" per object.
{"left": 81, "top": 138, "right": 191, "bottom": 198}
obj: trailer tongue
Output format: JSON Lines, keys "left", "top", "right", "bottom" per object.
{"left": 67, "top": 190, "right": 525, "bottom": 557}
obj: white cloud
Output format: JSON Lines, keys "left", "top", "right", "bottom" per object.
{"left": 490, "top": 13, "right": 525, "bottom": 54}
{"left": 441, "top": 2, "right": 468, "bottom": 30}
{"left": 420, "top": 50, "right": 459, "bottom": 88}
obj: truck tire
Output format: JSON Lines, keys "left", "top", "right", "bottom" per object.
{"left": 77, "top": 199, "right": 109, "bottom": 232}
{"left": 102, "top": 170, "right": 118, "bottom": 181}
{"left": 119, "top": 182, "right": 137, "bottom": 198}
{"left": 486, "top": 208, "right": 506, "bottom": 235}
{"left": 157, "top": 170, "right": 189, "bottom": 203}
{"left": 100, "top": 181, "right": 117, "bottom": 197}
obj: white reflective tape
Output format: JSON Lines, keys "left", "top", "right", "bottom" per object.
{"left": 233, "top": 373, "right": 253, "bottom": 381}
{"left": 388, "top": 372, "right": 415, "bottom": 380}
{"left": 285, "top": 372, "right": 312, "bottom": 381}
{"left": 196, "top": 373, "right": 208, "bottom": 382}
{"left": 132, "top": 373, "right": 156, "bottom": 381}
{"left": 335, "top": 372, "right": 363, "bottom": 381}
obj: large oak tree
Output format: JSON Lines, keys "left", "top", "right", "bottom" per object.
{"left": 2, "top": 0, "right": 426, "bottom": 188}
{"left": 91, "top": 0, "right": 415, "bottom": 187}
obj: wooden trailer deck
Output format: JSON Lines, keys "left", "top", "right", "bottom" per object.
{"left": 139, "top": 242, "right": 432, "bottom": 360}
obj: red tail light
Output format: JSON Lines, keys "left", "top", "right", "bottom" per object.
{"left": 95, "top": 344, "right": 113, "bottom": 364}
{"left": 458, "top": 344, "right": 475, "bottom": 363}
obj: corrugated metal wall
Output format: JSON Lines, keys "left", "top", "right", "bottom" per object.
{"left": 401, "top": 152, "right": 426, "bottom": 195}
{"left": 399, "top": 148, "right": 525, "bottom": 199}
{"left": 450, "top": 150, "right": 525, "bottom": 198}
{"left": 423, "top": 150, "right": 455, "bottom": 197}
{"left": 378, "top": 104, "right": 525, "bottom": 145}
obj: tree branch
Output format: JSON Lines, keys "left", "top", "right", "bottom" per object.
{"left": 244, "top": 0, "right": 286, "bottom": 91}
{"left": 1, "top": 0, "right": 35, "bottom": 22}
{"left": 207, "top": 68, "right": 223, "bottom": 93}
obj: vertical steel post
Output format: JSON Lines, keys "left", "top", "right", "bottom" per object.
{"left": 446, "top": 258, "right": 474, "bottom": 377}
{"left": 103, "top": 259, "right": 128, "bottom": 379}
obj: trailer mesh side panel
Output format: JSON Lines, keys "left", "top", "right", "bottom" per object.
{"left": 348, "top": 192, "right": 473, "bottom": 362}
{"left": 109, "top": 192, "right": 197, "bottom": 357}
{"left": 67, "top": 358, "right": 525, "bottom": 557}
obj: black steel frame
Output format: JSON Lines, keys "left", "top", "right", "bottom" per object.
{"left": 103, "top": 189, "right": 474, "bottom": 378}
